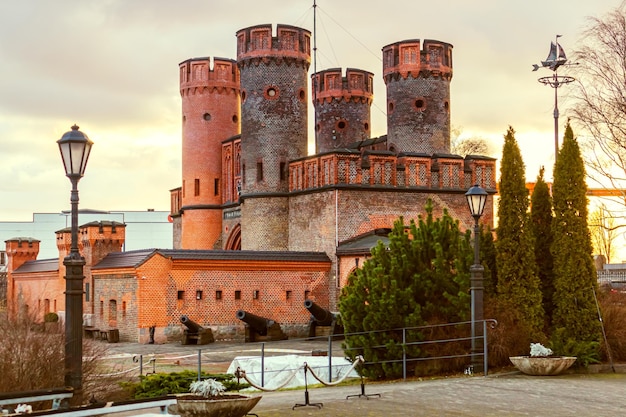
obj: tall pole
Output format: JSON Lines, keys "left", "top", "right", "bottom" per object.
{"left": 64, "top": 176, "right": 85, "bottom": 393}
{"left": 553, "top": 74, "right": 559, "bottom": 161}
{"left": 58, "top": 124, "right": 92, "bottom": 398}
{"left": 470, "top": 216, "right": 484, "bottom": 371}
{"left": 312, "top": 0, "right": 318, "bottom": 154}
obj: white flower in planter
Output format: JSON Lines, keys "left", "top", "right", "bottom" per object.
{"left": 15, "top": 403, "right": 33, "bottom": 413}
{"left": 189, "top": 379, "right": 227, "bottom": 398}
{"left": 530, "top": 343, "right": 553, "bottom": 357}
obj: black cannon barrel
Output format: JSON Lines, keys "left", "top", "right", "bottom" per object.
{"left": 236, "top": 310, "right": 274, "bottom": 335}
{"left": 304, "top": 299, "right": 335, "bottom": 326}
{"left": 180, "top": 315, "right": 204, "bottom": 333}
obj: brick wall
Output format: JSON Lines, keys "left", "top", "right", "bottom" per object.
{"left": 94, "top": 252, "right": 330, "bottom": 343}
{"left": 288, "top": 188, "right": 494, "bottom": 308}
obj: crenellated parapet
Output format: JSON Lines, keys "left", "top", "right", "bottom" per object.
{"left": 5, "top": 237, "right": 40, "bottom": 272}
{"left": 179, "top": 57, "right": 239, "bottom": 97}
{"left": 289, "top": 150, "right": 495, "bottom": 192}
{"left": 236, "top": 24, "right": 311, "bottom": 69}
{"left": 313, "top": 67, "right": 374, "bottom": 152}
{"left": 80, "top": 221, "right": 126, "bottom": 267}
{"left": 382, "top": 39, "right": 453, "bottom": 82}
{"left": 313, "top": 68, "right": 374, "bottom": 104}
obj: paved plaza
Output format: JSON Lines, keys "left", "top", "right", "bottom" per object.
{"left": 101, "top": 339, "right": 626, "bottom": 416}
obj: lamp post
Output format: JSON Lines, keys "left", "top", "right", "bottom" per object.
{"left": 57, "top": 124, "right": 93, "bottom": 393}
{"left": 465, "top": 184, "right": 487, "bottom": 374}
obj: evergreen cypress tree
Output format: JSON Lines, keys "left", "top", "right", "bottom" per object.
{"left": 551, "top": 123, "right": 601, "bottom": 354}
{"left": 339, "top": 201, "right": 473, "bottom": 379}
{"left": 530, "top": 167, "right": 555, "bottom": 328}
{"left": 495, "top": 126, "right": 544, "bottom": 339}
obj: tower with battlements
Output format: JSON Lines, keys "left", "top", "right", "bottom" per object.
{"left": 312, "top": 68, "right": 374, "bottom": 152}
{"left": 178, "top": 57, "right": 240, "bottom": 250}
{"left": 236, "top": 24, "right": 311, "bottom": 251}
{"left": 383, "top": 39, "right": 453, "bottom": 154}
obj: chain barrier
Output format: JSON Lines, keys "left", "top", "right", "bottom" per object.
{"left": 235, "top": 364, "right": 304, "bottom": 391}
{"left": 305, "top": 355, "right": 363, "bottom": 386}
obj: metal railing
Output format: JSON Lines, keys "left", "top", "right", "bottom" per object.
{"left": 99, "top": 318, "right": 497, "bottom": 383}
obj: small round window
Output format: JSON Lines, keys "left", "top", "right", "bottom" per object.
{"left": 203, "top": 113, "right": 211, "bottom": 121}
{"left": 388, "top": 101, "right": 395, "bottom": 113}
{"left": 336, "top": 120, "right": 347, "bottom": 130}
{"left": 232, "top": 114, "right": 238, "bottom": 123}
{"left": 414, "top": 98, "right": 426, "bottom": 111}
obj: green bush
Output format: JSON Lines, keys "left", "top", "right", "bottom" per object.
{"left": 549, "top": 328, "right": 601, "bottom": 368}
{"left": 43, "top": 312, "right": 58, "bottom": 323}
{"left": 121, "top": 370, "right": 249, "bottom": 399}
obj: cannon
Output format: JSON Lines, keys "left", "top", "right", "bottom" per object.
{"left": 304, "top": 300, "right": 344, "bottom": 339}
{"left": 236, "top": 310, "right": 287, "bottom": 342}
{"left": 180, "top": 315, "right": 214, "bottom": 345}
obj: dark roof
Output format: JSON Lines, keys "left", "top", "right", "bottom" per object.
{"left": 4, "top": 237, "right": 40, "bottom": 243}
{"left": 93, "top": 249, "right": 331, "bottom": 270}
{"left": 336, "top": 229, "right": 391, "bottom": 255}
{"left": 92, "top": 249, "right": 158, "bottom": 269}
{"left": 346, "top": 135, "right": 387, "bottom": 149}
{"left": 14, "top": 259, "right": 59, "bottom": 274}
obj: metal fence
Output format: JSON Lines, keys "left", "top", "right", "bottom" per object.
{"left": 598, "top": 270, "right": 626, "bottom": 290}
{"left": 100, "top": 318, "right": 496, "bottom": 385}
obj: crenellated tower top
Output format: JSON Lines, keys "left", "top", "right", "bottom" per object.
{"left": 382, "top": 39, "right": 453, "bottom": 82}
{"left": 312, "top": 68, "right": 374, "bottom": 152}
{"left": 236, "top": 24, "right": 311, "bottom": 67}
{"left": 179, "top": 57, "right": 239, "bottom": 96}
{"left": 383, "top": 39, "right": 454, "bottom": 154}
{"left": 312, "top": 68, "right": 374, "bottom": 104}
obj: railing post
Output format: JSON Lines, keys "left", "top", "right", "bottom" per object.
{"left": 139, "top": 354, "right": 143, "bottom": 377}
{"left": 261, "top": 342, "right": 265, "bottom": 387}
{"left": 197, "top": 349, "right": 202, "bottom": 381}
{"left": 328, "top": 334, "right": 333, "bottom": 383}
{"left": 402, "top": 328, "right": 407, "bottom": 381}
{"left": 483, "top": 321, "right": 488, "bottom": 376}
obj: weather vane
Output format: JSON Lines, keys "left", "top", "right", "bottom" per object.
{"left": 533, "top": 35, "right": 576, "bottom": 162}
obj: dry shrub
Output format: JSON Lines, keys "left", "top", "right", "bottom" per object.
{"left": 484, "top": 297, "right": 539, "bottom": 367}
{"left": 414, "top": 322, "right": 470, "bottom": 376}
{"left": 597, "top": 290, "right": 626, "bottom": 362}
{"left": 0, "top": 313, "right": 125, "bottom": 408}
{"left": 0, "top": 314, "right": 65, "bottom": 393}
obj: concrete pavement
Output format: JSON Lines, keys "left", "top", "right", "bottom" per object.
{"left": 100, "top": 339, "right": 626, "bottom": 416}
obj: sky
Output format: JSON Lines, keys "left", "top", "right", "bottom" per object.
{"left": 0, "top": 0, "right": 620, "bottom": 222}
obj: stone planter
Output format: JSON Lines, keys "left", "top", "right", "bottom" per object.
{"left": 509, "top": 356, "right": 577, "bottom": 376}
{"left": 168, "top": 394, "right": 262, "bottom": 417}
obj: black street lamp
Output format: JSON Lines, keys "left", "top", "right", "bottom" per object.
{"left": 57, "top": 125, "right": 93, "bottom": 393}
{"left": 465, "top": 184, "right": 487, "bottom": 374}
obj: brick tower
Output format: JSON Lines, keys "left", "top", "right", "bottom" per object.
{"left": 312, "top": 68, "right": 374, "bottom": 152}
{"left": 236, "top": 24, "right": 311, "bottom": 250}
{"left": 383, "top": 39, "right": 453, "bottom": 154}
{"left": 179, "top": 58, "right": 240, "bottom": 249}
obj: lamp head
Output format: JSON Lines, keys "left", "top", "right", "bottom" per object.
{"left": 465, "top": 184, "right": 488, "bottom": 219}
{"left": 57, "top": 124, "right": 93, "bottom": 179}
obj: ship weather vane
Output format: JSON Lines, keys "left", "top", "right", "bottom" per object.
{"left": 533, "top": 35, "right": 576, "bottom": 162}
